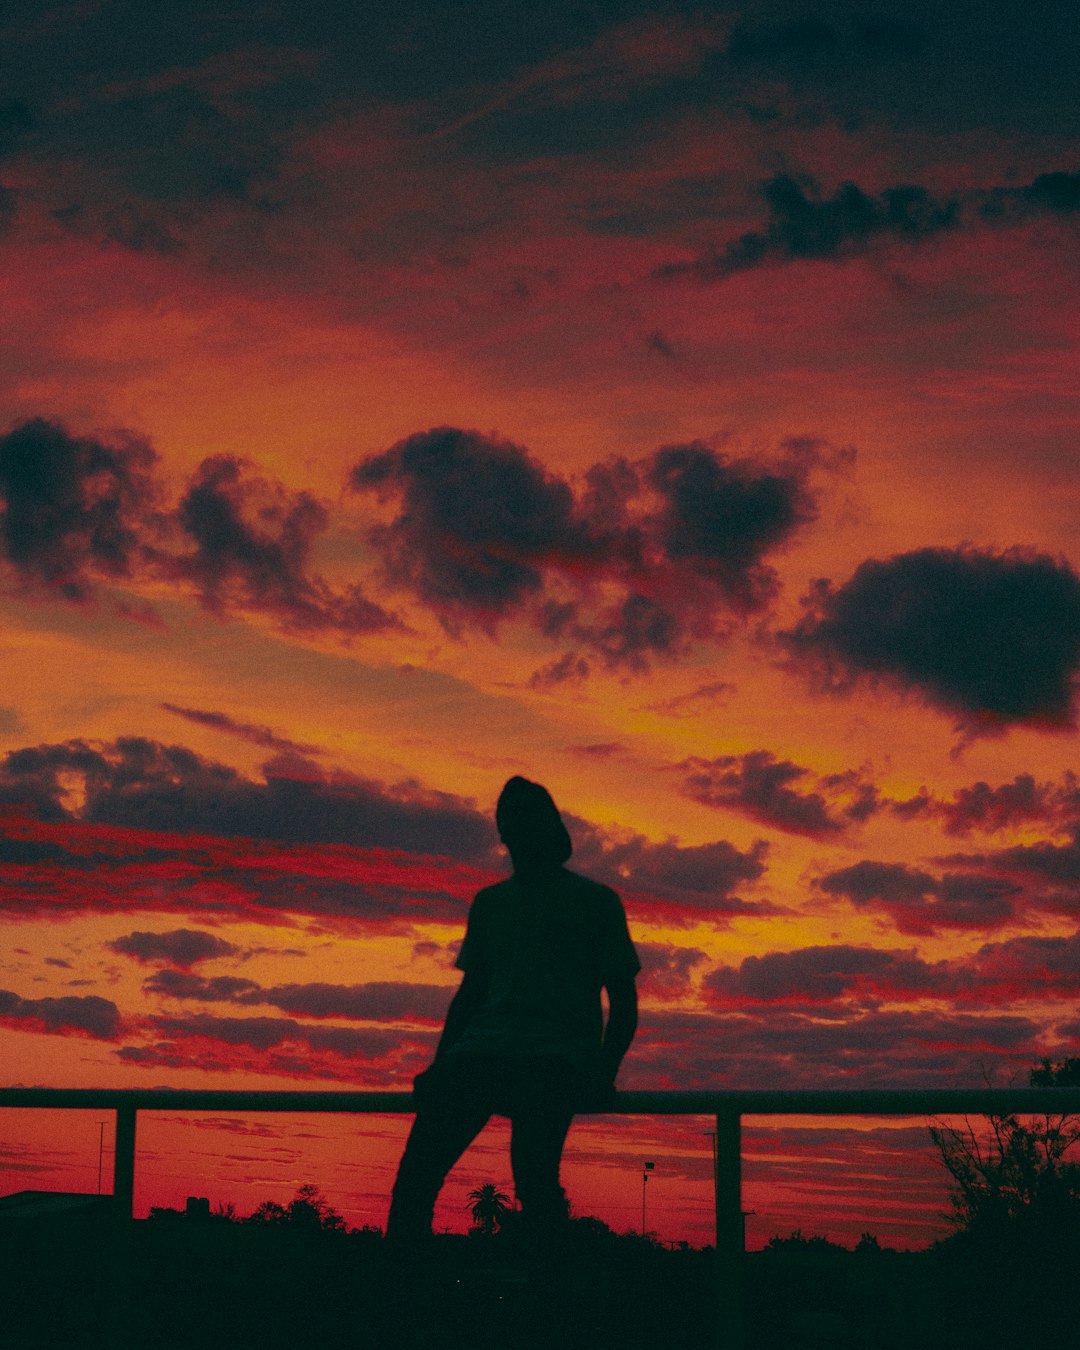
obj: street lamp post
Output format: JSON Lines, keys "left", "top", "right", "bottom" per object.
{"left": 641, "top": 1160, "right": 654, "bottom": 1236}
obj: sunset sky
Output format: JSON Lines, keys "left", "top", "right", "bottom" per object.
{"left": 2, "top": 0, "right": 1080, "bottom": 1248}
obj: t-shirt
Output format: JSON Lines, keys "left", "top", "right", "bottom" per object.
{"left": 450, "top": 866, "right": 640, "bottom": 1065}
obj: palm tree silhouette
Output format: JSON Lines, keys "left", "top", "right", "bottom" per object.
{"left": 467, "top": 1182, "right": 512, "bottom": 1236}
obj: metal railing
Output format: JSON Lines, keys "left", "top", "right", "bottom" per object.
{"left": 4, "top": 1085, "right": 1080, "bottom": 1349}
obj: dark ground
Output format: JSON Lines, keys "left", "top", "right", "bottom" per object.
{"left": 2, "top": 1218, "right": 1075, "bottom": 1349}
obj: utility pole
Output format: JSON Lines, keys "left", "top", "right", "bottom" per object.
{"left": 97, "top": 1121, "right": 107, "bottom": 1194}
{"left": 641, "top": 1160, "right": 654, "bottom": 1236}
{"left": 704, "top": 1129, "right": 718, "bottom": 1218}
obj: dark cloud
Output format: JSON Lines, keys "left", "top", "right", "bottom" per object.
{"left": 109, "top": 928, "right": 240, "bottom": 968}
{"left": 679, "top": 750, "right": 877, "bottom": 838}
{"left": 352, "top": 428, "right": 826, "bottom": 668}
{"left": 351, "top": 426, "right": 592, "bottom": 633}
{"left": 956, "top": 931, "right": 1080, "bottom": 1003}
{"left": 572, "top": 592, "right": 680, "bottom": 669}
{"left": 0, "top": 421, "right": 401, "bottom": 641}
{"left": 726, "top": 17, "right": 925, "bottom": 66}
{"left": 821, "top": 860, "right": 935, "bottom": 905}
{"left": 0, "top": 988, "right": 120, "bottom": 1039}
{"left": 1021, "top": 171, "right": 1080, "bottom": 213}
{"left": 0, "top": 418, "right": 158, "bottom": 600}
{"left": 646, "top": 441, "right": 815, "bottom": 611}
{"left": 193, "top": 865, "right": 474, "bottom": 929}
{"left": 636, "top": 941, "right": 707, "bottom": 1000}
{"left": 161, "top": 704, "right": 324, "bottom": 757}
{"left": 726, "top": 17, "right": 841, "bottom": 64}
{"left": 630, "top": 1005, "right": 1044, "bottom": 1092}
{"left": 818, "top": 859, "right": 1022, "bottom": 935}
{"left": 949, "top": 833, "right": 1080, "bottom": 917}
{"left": 0, "top": 99, "right": 36, "bottom": 156}
{"left": 528, "top": 650, "right": 591, "bottom": 689}
{"left": 0, "top": 834, "right": 85, "bottom": 865}
{"left": 940, "top": 773, "right": 1074, "bottom": 836}
{"left": 142, "top": 972, "right": 454, "bottom": 1023}
{"left": 981, "top": 171, "right": 1080, "bottom": 222}
{"left": 118, "top": 1010, "right": 435, "bottom": 1081}
{"left": 568, "top": 815, "right": 769, "bottom": 918}
{"left": 889, "top": 790, "right": 935, "bottom": 822}
{"left": 656, "top": 173, "right": 959, "bottom": 283}
{"left": 0, "top": 745, "right": 495, "bottom": 934}
{"left": 0, "top": 100, "right": 32, "bottom": 230}
{"left": 0, "top": 737, "right": 497, "bottom": 862}
{"left": 0, "top": 181, "right": 15, "bottom": 231}
{"left": 705, "top": 929, "right": 1080, "bottom": 1012}
{"left": 175, "top": 455, "right": 399, "bottom": 636}
{"left": 704, "top": 944, "right": 943, "bottom": 1007}
{"left": 656, "top": 160, "right": 1080, "bottom": 286}
{"left": 136, "top": 1012, "right": 409, "bottom": 1058}
{"left": 784, "top": 547, "right": 1080, "bottom": 734}
{"left": 52, "top": 200, "right": 184, "bottom": 255}
{"left": 143, "top": 970, "right": 259, "bottom": 1000}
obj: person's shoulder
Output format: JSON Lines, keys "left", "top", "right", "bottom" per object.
{"left": 559, "top": 867, "right": 623, "bottom": 906}
{"left": 472, "top": 877, "right": 515, "bottom": 904}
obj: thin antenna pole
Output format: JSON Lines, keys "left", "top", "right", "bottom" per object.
{"left": 641, "top": 1160, "right": 654, "bottom": 1236}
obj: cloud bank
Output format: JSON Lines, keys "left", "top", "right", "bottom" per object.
{"left": 785, "top": 547, "right": 1080, "bottom": 734}
{"left": 352, "top": 427, "right": 829, "bottom": 669}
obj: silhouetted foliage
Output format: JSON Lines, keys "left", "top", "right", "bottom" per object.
{"left": 246, "top": 1183, "right": 348, "bottom": 1233}
{"left": 466, "top": 1181, "right": 512, "bottom": 1236}
{"left": 929, "top": 1060, "right": 1080, "bottom": 1244}
{"left": 1030, "top": 1055, "right": 1080, "bottom": 1086}
{"left": 762, "top": 1229, "right": 848, "bottom": 1260}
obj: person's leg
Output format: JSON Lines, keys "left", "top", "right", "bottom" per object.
{"left": 387, "top": 1060, "right": 492, "bottom": 1240}
{"left": 508, "top": 1060, "right": 576, "bottom": 1237}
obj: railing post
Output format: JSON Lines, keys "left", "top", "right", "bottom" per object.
{"left": 714, "top": 1109, "right": 743, "bottom": 1350}
{"left": 113, "top": 1104, "right": 137, "bottom": 1220}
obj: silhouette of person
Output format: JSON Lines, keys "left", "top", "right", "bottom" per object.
{"left": 387, "top": 776, "right": 639, "bottom": 1243}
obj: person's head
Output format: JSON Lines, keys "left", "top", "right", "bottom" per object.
{"left": 495, "top": 776, "right": 572, "bottom": 874}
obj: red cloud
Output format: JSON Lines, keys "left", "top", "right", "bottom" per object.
{"left": 118, "top": 1012, "right": 436, "bottom": 1084}
{"left": 0, "top": 809, "right": 488, "bottom": 932}
{"left": 636, "top": 941, "right": 708, "bottom": 1000}
{"left": 817, "top": 859, "right": 1022, "bottom": 935}
{"left": 702, "top": 930, "right": 1080, "bottom": 1012}
{"left": 142, "top": 972, "right": 454, "bottom": 1025}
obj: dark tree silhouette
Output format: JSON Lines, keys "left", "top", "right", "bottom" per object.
{"left": 466, "top": 1182, "right": 512, "bottom": 1236}
{"left": 929, "top": 1060, "right": 1080, "bottom": 1240}
{"left": 247, "top": 1183, "right": 348, "bottom": 1233}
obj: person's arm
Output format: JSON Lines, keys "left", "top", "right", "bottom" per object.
{"left": 599, "top": 973, "right": 638, "bottom": 1085}
{"left": 432, "top": 967, "right": 490, "bottom": 1061}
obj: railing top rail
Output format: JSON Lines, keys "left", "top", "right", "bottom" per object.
{"left": 2, "top": 1086, "right": 1080, "bottom": 1115}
